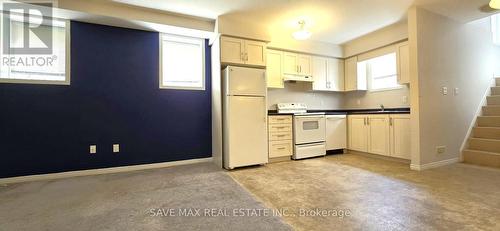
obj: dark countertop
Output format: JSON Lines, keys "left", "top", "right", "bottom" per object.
{"left": 268, "top": 108, "right": 410, "bottom": 116}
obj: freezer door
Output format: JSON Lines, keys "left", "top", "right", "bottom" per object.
{"left": 225, "top": 96, "right": 268, "bottom": 169}
{"left": 225, "top": 66, "right": 266, "bottom": 96}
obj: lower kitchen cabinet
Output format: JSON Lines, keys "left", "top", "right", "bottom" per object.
{"left": 348, "top": 115, "right": 368, "bottom": 152}
{"left": 268, "top": 115, "right": 293, "bottom": 158}
{"left": 348, "top": 114, "right": 410, "bottom": 160}
{"left": 390, "top": 114, "right": 411, "bottom": 159}
{"left": 367, "top": 115, "right": 390, "bottom": 155}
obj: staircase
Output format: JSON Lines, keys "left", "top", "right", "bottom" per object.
{"left": 463, "top": 78, "right": 500, "bottom": 168}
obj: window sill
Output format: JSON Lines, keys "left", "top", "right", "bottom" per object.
{"left": 159, "top": 85, "right": 205, "bottom": 91}
{"left": 368, "top": 85, "right": 404, "bottom": 92}
{"left": 0, "top": 78, "right": 70, "bottom": 85}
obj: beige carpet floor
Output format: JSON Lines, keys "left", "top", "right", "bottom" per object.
{"left": 0, "top": 163, "right": 291, "bottom": 231}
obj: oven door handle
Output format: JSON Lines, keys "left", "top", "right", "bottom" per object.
{"left": 295, "top": 116, "right": 324, "bottom": 119}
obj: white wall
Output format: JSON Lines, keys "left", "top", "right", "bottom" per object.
{"left": 341, "top": 21, "right": 411, "bottom": 109}
{"left": 343, "top": 87, "right": 410, "bottom": 109}
{"left": 267, "top": 82, "right": 344, "bottom": 110}
{"left": 217, "top": 16, "right": 343, "bottom": 57}
{"left": 57, "top": 0, "right": 215, "bottom": 32}
{"left": 410, "top": 8, "right": 500, "bottom": 166}
{"left": 343, "top": 21, "right": 408, "bottom": 58}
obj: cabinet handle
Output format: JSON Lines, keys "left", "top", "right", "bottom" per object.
{"left": 277, "top": 147, "right": 286, "bottom": 150}
{"left": 277, "top": 135, "right": 286, "bottom": 137}
{"left": 364, "top": 118, "right": 366, "bottom": 125}
{"left": 390, "top": 118, "right": 393, "bottom": 126}
{"left": 299, "top": 65, "right": 302, "bottom": 73}
{"left": 367, "top": 117, "right": 370, "bottom": 125}
{"left": 245, "top": 53, "right": 248, "bottom": 61}
{"left": 241, "top": 53, "right": 245, "bottom": 61}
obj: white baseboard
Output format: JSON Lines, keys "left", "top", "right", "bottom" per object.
{"left": 0, "top": 157, "right": 213, "bottom": 185}
{"left": 410, "top": 157, "right": 460, "bottom": 171}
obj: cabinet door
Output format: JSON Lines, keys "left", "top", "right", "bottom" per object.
{"left": 266, "top": 50, "right": 284, "bottom": 88}
{"left": 312, "top": 56, "right": 328, "bottom": 91}
{"left": 221, "top": 37, "right": 244, "bottom": 64}
{"left": 328, "top": 58, "right": 345, "bottom": 91}
{"left": 344, "top": 56, "right": 358, "bottom": 91}
{"left": 298, "top": 55, "right": 312, "bottom": 76}
{"left": 397, "top": 43, "right": 410, "bottom": 85}
{"left": 245, "top": 40, "right": 266, "bottom": 66}
{"left": 390, "top": 114, "right": 411, "bottom": 160}
{"left": 348, "top": 115, "right": 368, "bottom": 152}
{"left": 368, "top": 115, "right": 390, "bottom": 156}
{"left": 283, "top": 52, "right": 298, "bottom": 75}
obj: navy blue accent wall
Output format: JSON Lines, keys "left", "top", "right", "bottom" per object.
{"left": 0, "top": 21, "right": 211, "bottom": 178}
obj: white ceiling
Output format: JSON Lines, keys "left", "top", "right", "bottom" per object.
{"left": 112, "top": 0, "right": 496, "bottom": 44}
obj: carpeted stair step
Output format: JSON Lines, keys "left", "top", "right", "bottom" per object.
{"left": 492, "top": 87, "right": 500, "bottom": 95}
{"left": 476, "top": 116, "right": 500, "bottom": 127}
{"left": 473, "top": 127, "right": 500, "bottom": 139}
{"left": 483, "top": 106, "right": 500, "bottom": 116}
{"left": 463, "top": 149, "right": 500, "bottom": 169}
{"left": 487, "top": 96, "right": 500, "bottom": 105}
{"left": 469, "top": 138, "right": 500, "bottom": 153}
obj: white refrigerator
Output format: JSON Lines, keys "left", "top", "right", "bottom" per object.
{"left": 223, "top": 66, "right": 268, "bottom": 169}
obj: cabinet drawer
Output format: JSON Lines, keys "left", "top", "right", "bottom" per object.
{"left": 269, "top": 124, "right": 292, "bottom": 132}
{"left": 269, "top": 140, "right": 293, "bottom": 158}
{"left": 269, "top": 132, "right": 292, "bottom": 141}
{"left": 268, "top": 116, "right": 292, "bottom": 124}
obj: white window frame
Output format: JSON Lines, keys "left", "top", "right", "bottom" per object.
{"left": 159, "top": 33, "right": 205, "bottom": 91}
{"left": 0, "top": 17, "right": 71, "bottom": 85}
{"left": 366, "top": 52, "right": 403, "bottom": 92}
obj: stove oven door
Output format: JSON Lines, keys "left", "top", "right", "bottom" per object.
{"left": 294, "top": 115, "right": 326, "bottom": 144}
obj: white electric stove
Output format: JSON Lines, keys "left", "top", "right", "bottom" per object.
{"left": 277, "top": 103, "right": 326, "bottom": 159}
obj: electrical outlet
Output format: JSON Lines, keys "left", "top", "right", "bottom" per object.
{"left": 436, "top": 146, "right": 446, "bottom": 154}
{"left": 402, "top": 96, "right": 408, "bottom": 104}
{"left": 90, "top": 145, "right": 97, "bottom": 154}
{"left": 113, "top": 144, "right": 120, "bottom": 153}
{"left": 357, "top": 99, "right": 361, "bottom": 105}
{"left": 454, "top": 88, "right": 459, "bottom": 96}
{"left": 442, "top": 87, "right": 448, "bottom": 95}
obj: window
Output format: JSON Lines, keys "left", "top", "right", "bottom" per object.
{"left": 493, "top": 14, "right": 500, "bottom": 45}
{"left": 0, "top": 13, "right": 69, "bottom": 85}
{"left": 362, "top": 52, "right": 401, "bottom": 91}
{"left": 160, "top": 34, "right": 205, "bottom": 90}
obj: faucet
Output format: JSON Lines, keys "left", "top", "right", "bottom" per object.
{"left": 380, "top": 104, "right": 385, "bottom": 112}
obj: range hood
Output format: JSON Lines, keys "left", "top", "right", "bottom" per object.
{"left": 283, "top": 74, "right": 314, "bottom": 82}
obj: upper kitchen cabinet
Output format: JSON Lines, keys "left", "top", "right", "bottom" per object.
{"left": 312, "top": 56, "right": 328, "bottom": 91}
{"left": 283, "top": 52, "right": 312, "bottom": 76}
{"left": 245, "top": 40, "right": 267, "bottom": 66}
{"left": 312, "top": 57, "right": 344, "bottom": 92}
{"left": 220, "top": 36, "right": 266, "bottom": 67}
{"left": 266, "top": 49, "right": 284, "bottom": 88}
{"left": 396, "top": 42, "right": 410, "bottom": 85}
{"left": 344, "top": 56, "right": 366, "bottom": 91}
{"left": 297, "top": 55, "right": 312, "bottom": 76}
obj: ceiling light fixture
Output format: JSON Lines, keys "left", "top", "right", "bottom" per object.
{"left": 292, "top": 20, "right": 311, "bottom": 40}
{"left": 491, "top": 0, "right": 500, "bottom": 9}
